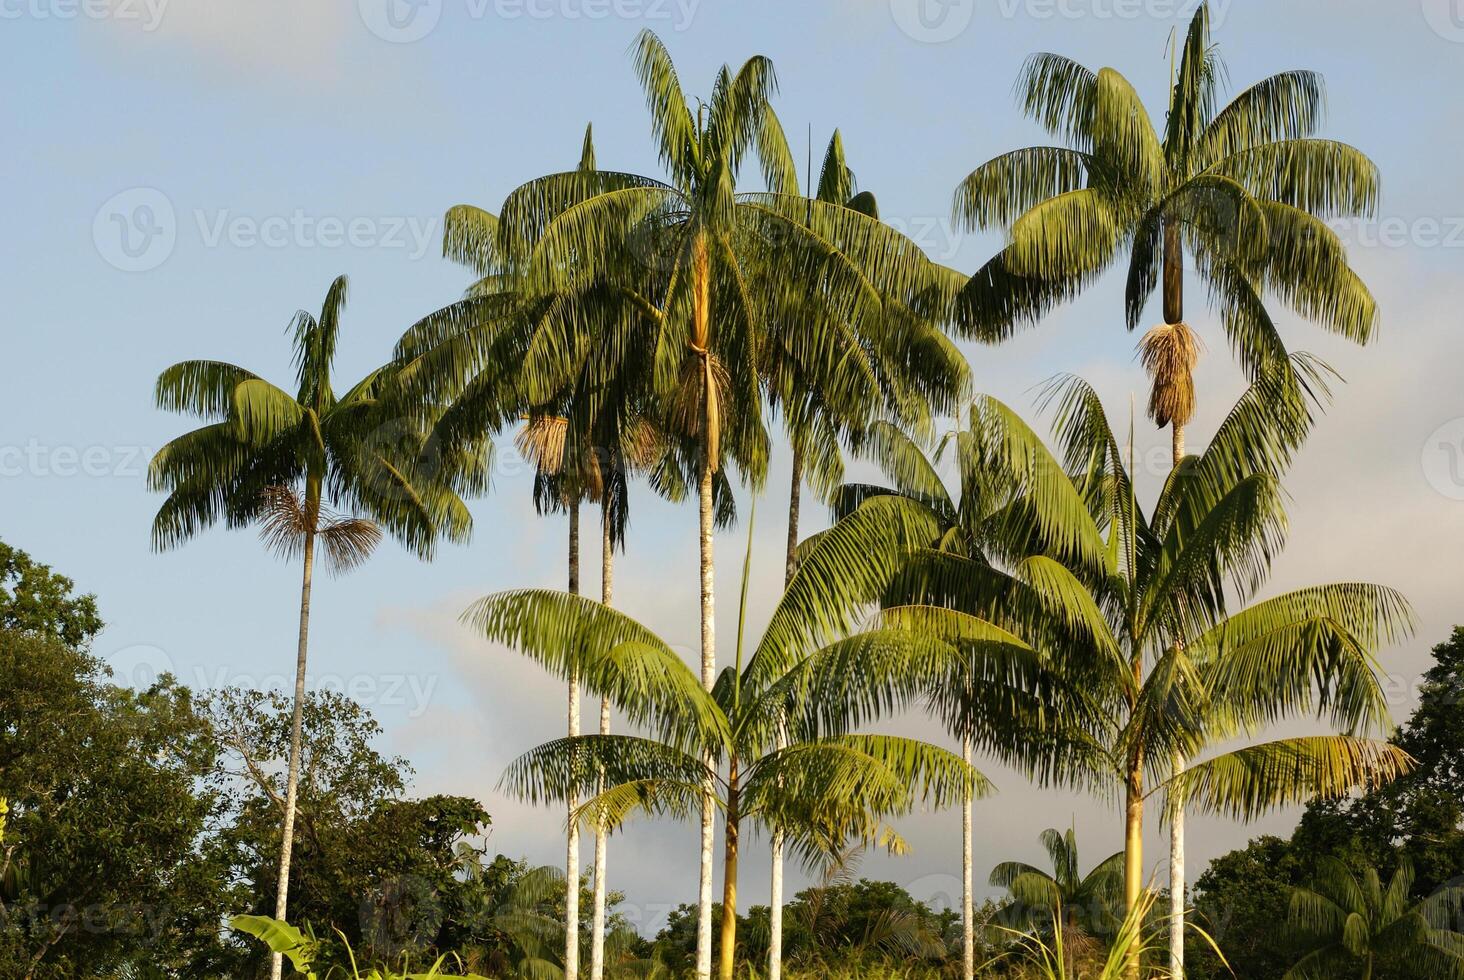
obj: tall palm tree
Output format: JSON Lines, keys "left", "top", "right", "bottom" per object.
{"left": 875, "top": 363, "right": 1413, "bottom": 974}
{"left": 990, "top": 826, "right": 1124, "bottom": 974}
{"left": 148, "top": 276, "right": 476, "bottom": 980}
{"left": 1286, "top": 856, "right": 1464, "bottom": 980}
{"left": 761, "top": 130, "right": 968, "bottom": 980}
{"left": 955, "top": 13, "right": 1380, "bottom": 965}
{"left": 397, "top": 124, "right": 666, "bottom": 980}
{"left": 515, "top": 412, "right": 591, "bottom": 980}
{"left": 472, "top": 496, "right": 986, "bottom": 980}
{"left": 490, "top": 33, "right": 953, "bottom": 978}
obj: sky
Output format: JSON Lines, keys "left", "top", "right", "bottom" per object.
{"left": 4, "top": 0, "right": 1464, "bottom": 936}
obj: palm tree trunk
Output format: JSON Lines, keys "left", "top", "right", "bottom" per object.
{"left": 1123, "top": 752, "right": 1145, "bottom": 980}
{"left": 690, "top": 229, "right": 718, "bottom": 980}
{"left": 1165, "top": 219, "right": 1187, "bottom": 980}
{"left": 961, "top": 737, "right": 975, "bottom": 980}
{"left": 269, "top": 515, "right": 317, "bottom": 980}
{"left": 697, "top": 462, "right": 717, "bottom": 980}
{"left": 768, "top": 446, "right": 802, "bottom": 980}
{"left": 566, "top": 499, "right": 582, "bottom": 980}
{"left": 784, "top": 446, "right": 802, "bottom": 585}
{"left": 590, "top": 504, "right": 613, "bottom": 980}
{"left": 717, "top": 760, "right": 741, "bottom": 980}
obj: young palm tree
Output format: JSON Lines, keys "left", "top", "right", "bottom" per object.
{"left": 1286, "top": 857, "right": 1464, "bottom": 980}
{"left": 875, "top": 362, "right": 1413, "bottom": 974}
{"left": 956, "top": 15, "right": 1380, "bottom": 964}
{"left": 990, "top": 826, "right": 1124, "bottom": 974}
{"left": 148, "top": 276, "right": 476, "bottom": 980}
{"left": 490, "top": 34, "right": 954, "bottom": 977}
{"left": 831, "top": 417, "right": 1093, "bottom": 980}
{"left": 470, "top": 496, "right": 989, "bottom": 980}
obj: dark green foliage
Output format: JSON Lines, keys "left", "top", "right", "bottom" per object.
{"left": 0, "top": 629, "right": 220, "bottom": 979}
{"left": 0, "top": 541, "right": 103, "bottom": 649}
{"left": 648, "top": 878, "right": 957, "bottom": 974}
{"left": 1190, "top": 626, "right": 1464, "bottom": 979}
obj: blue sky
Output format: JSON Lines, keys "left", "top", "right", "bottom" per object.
{"left": 5, "top": 0, "right": 1464, "bottom": 932}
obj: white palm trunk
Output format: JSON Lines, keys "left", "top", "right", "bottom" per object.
{"left": 566, "top": 501, "right": 581, "bottom": 980}
{"left": 1170, "top": 423, "right": 1187, "bottom": 980}
{"left": 269, "top": 524, "right": 316, "bottom": 980}
{"left": 1170, "top": 750, "right": 1186, "bottom": 979}
{"left": 590, "top": 507, "right": 613, "bottom": 980}
{"left": 961, "top": 737, "right": 974, "bottom": 980}
{"left": 696, "top": 465, "right": 716, "bottom": 980}
{"left": 769, "top": 453, "right": 800, "bottom": 980}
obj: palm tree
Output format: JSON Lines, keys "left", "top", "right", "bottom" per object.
{"left": 832, "top": 417, "right": 1087, "bottom": 980}
{"left": 955, "top": 13, "right": 1380, "bottom": 965}
{"left": 875, "top": 363, "right": 1413, "bottom": 974}
{"left": 1286, "top": 856, "right": 1464, "bottom": 980}
{"left": 990, "top": 826, "right": 1124, "bottom": 974}
{"left": 148, "top": 276, "right": 476, "bottom": 980}
{"left": 761, "top": 130, "right": 968, "bottom": 980}
{"left": 490, "top": 33, "right": 953, "bottom": 978}
{"left": 397, "top": 124, "right": 667, "bottom": 980}
{"left": 471, "top": 496, "right": 987, "bottom": 980}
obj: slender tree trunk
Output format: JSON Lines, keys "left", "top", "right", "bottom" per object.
{"left": 784, "top": 447, "right": 802, "bottom": 585}
{"left": 590, "top": 504, "right": 613, "bottom": 980}
{"left": 697, "top": 463, "right": 716, "bottom": 980}
{"left": 717, "top": 761, "right": 741, "bottom": 980}
{"left": 1124, "top": 752, "right": 1145, "bottom": 980}
{"left": 961, "top": 738, "right": 975, "bottom": 980}
{"left": 690, "top": 229, "right": 718, "bottom": 980}
{"left": 767, "top": 446, "right": 802, "bottom": 980}
{"left": 269, "top": 513, "right": 317, "bottom": 980}
{"left": 1164, "top": 219, "right": 1188, "bottom": 980}
{"left": 566, "top": 500, "right": 581, "bottom": 980}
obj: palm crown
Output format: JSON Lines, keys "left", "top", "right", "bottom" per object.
{"left": 954, "top": 1, "right": 1378, "bottom": 428}
{"left": 151, "top": 275, "right": 477, "bottom": 556}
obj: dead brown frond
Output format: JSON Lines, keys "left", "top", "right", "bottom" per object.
{"left": 1138, "top": 321, "right": 1202, "bottom": 429}
{"left": 669, "top": 352, "right": 730, "bottom": 468}
{"left": 257, "top": 484, "right": 381, "bottom": 576}
{"left": 258, "top": 484, "right": 312, "bottom": 563}
{"left": 514, "top": 415, "right": 569, "bottom": 475}
{"left": 623, "top": 415, "right": 668, "bottom": 473}
{"left": 317, "top": 516, "right": 382, "bottom": 574}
